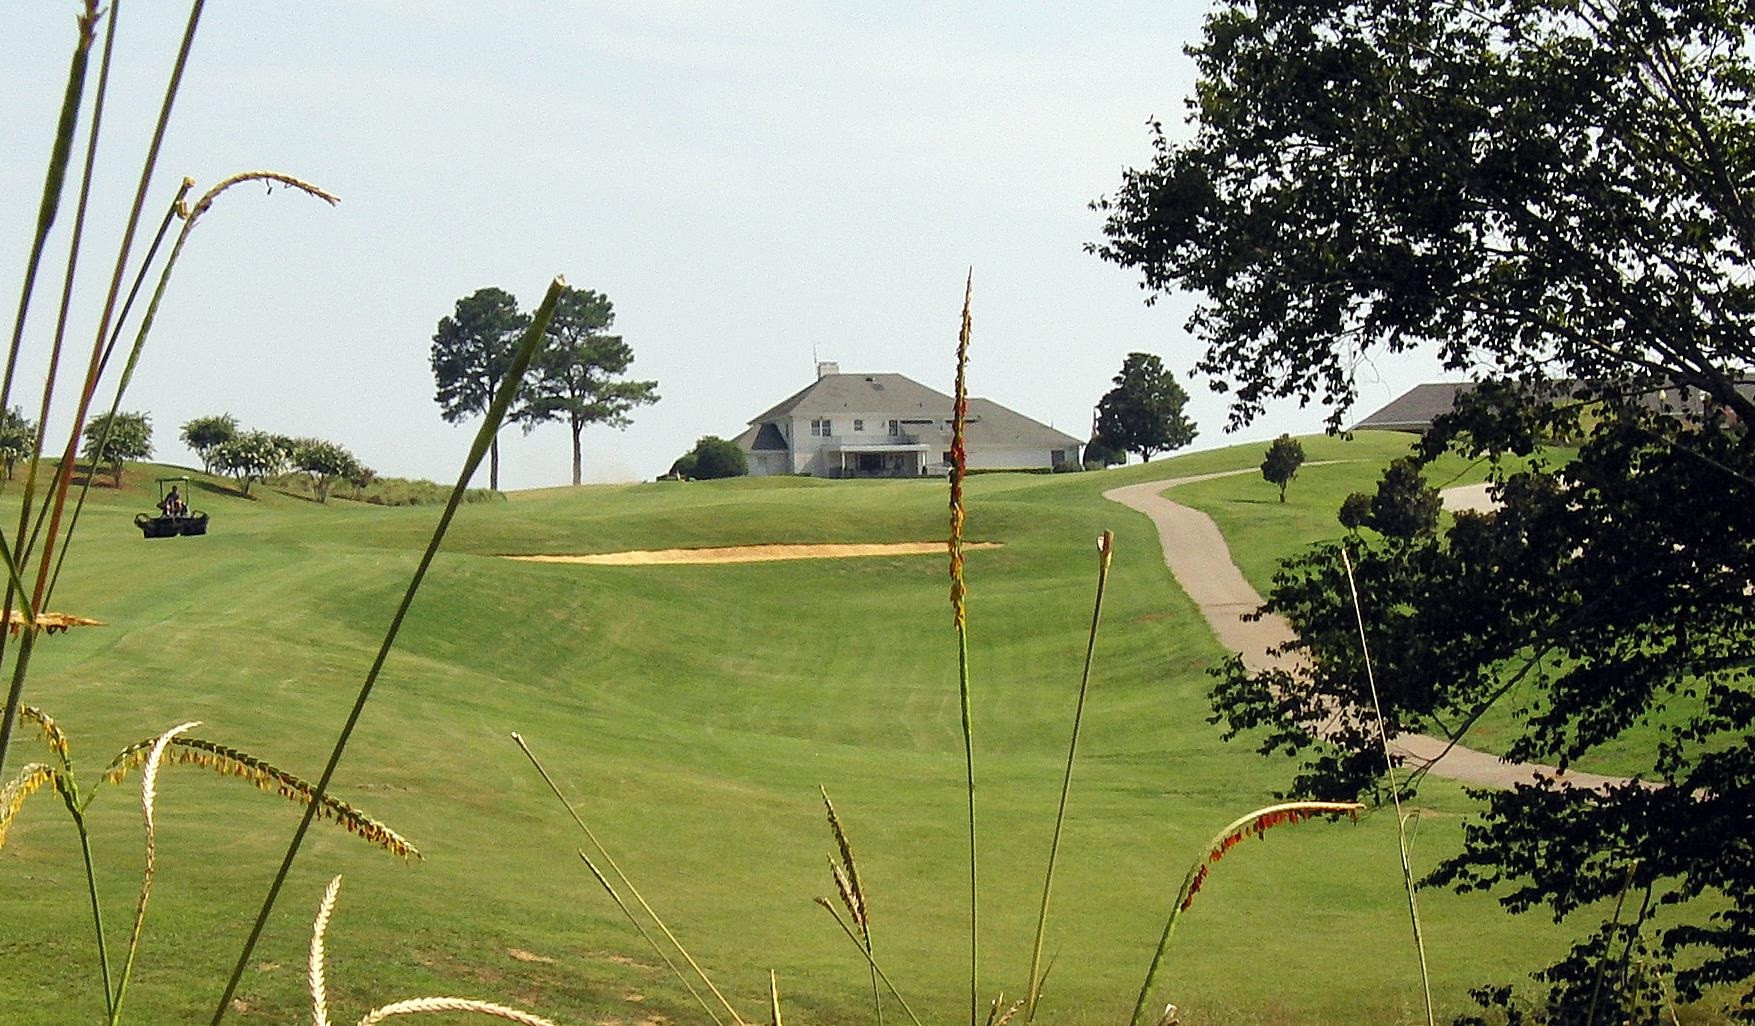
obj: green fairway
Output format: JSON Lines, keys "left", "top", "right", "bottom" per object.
{"left": 0, "top": 444, "right": 1668, "bottom": 1025}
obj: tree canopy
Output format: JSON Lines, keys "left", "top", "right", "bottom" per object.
{"left": 671, "top": 436, "right": 746, "bottom": 480}
{"left": 1093, "top": 352, "right": 1197, "bottom": 462}
{"left": 81, "top": 411, "right": 150, "bottom": 487}
{"left": 517, "top": 286, "right": 658, "bottom": 486}
{"left": 430, "top": 287, "right": 528, "bottom": 490}
{"left": 290, "top": 438, "right": 361, "bottom": 503}
{"left": 1258, "top": 433, "right": 1304, "bottom": 503}
{"left": 1096, "top": 0, "right": 1755, "bottom": 1019}
{"left": 0, "top": 407, "right": 36, "bottom": 481}
{"left": 180, "top": 414, "right": 237, "bottom": 474}
{"left": 210, "top": 431, "right": 285, "bottom": 497}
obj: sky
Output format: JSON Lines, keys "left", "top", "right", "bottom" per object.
{"left": 1, "top": 2, "right": 1447, "bottom": 491}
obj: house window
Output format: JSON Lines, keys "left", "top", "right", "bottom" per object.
{"left": 853, "top": 419, "right": 864, "bottom": 432}
{"left": 888, "top": 420, "right": 900, "bottom": 436}
{"left": 811, "top": 419, "right": 832, "bottom": 437}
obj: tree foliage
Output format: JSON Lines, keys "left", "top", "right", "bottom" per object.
{"left": 430, "top": 287, "right": 527, "bottom": 490}
{"left": 1363, "top": 457, "right": 1441, "bottom": 539}
{"left": 1093, "top": 352, "right": 1197, "bottom": 462}
{"left": 1258, "top": 433, "right": 1305, "bottom": 502}
{"left": 672, "top": 436, "right": 746, "bottom": 480}
{"left": 517, "top": 286, "right": 658, "bottom": 486}
{"left": 1083, "top": 432, "right": 1127, "bottom": 468}
{"left": 0, "top": 407, "right": 36, "bottom": 481}
{"left": 210, "top": 431, "right": 285, "bottom": 497}
{"left": 81, "top": 411, "right": 150, "bottom": 487}
{"left": 290, "top": 438, "right": 361, "bottom": 503}
{"left": 179, "top": 414, "right": 237, "bottom": 473}
{"left": 1096, "top": 0, "right": 1755, "bottom": 1017}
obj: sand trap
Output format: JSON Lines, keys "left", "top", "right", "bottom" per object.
{"left": 505, "top": 541, "right": 1002, "bottom": 566}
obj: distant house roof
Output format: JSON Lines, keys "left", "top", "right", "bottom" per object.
{"left": 747, "top": 373, "right": 1081, "bottom": 448}
{"left": 750, "top": 373, "right": 951, "bottom": 423}
{"left": 1351, "top": 382, "right": 1475, "bottom": 432}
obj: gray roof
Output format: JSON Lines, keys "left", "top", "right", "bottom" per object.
{"left": 1351, "top": 382, "right": 1475, "bottom": 432}
{"left": 747, "top": 373, "right": 1080, "bottom": 448}
{"left": 749, "top": 373, "right": 951, "bottom": 422}
{"left": 1353, "top": 378, "right": 1755, "bottom": 433}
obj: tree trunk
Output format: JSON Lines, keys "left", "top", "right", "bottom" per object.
{"left": 489, "top": 435, "right": 500, "bottom": 491}
{"left": 570, "top": 415, "right": 583, "bottom": 487}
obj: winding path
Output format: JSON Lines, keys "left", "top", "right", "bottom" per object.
{"left": 1104, "top": 468, "right": 1632, "bottom": 791}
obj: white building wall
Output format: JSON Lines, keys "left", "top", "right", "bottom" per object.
{"left": 963, "top": 446, "right": 1058, "bottom": 470}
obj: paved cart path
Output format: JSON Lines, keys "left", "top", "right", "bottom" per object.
{"left": 1104, "top": 469, "right": 1633, "bottom": 791}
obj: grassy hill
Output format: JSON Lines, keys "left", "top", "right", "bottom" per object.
{"left": 0, "top": 437, "right": 1652, "bottom": 1025}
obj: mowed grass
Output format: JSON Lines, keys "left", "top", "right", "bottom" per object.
{"left": 1, "top": 443, "right": 1606, "bottom": 1026}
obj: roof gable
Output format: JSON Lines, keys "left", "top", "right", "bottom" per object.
{"left": 743, "top": 372, "right": 1080, "bottom": 450}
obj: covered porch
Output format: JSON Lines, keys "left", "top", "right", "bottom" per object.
{"left": 822, "top": 442, "right": 933, "bottom": 478}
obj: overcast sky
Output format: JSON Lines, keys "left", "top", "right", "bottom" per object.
{"left": 2, "top": 2, "right": 1446, "bottom": 490}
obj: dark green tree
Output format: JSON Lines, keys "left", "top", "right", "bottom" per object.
{"left": 1336, "top": 491, "right": 1372, "bottom": 533}
{"left": 179, "top": 413, "right": 237, "bottom": 474}
{"left": 1095, "top": 0, "right": 1755, "bottom": 1017}
{"left": 1258, "top": 434, "right": 1305, "bottom": 503}
{"left": 0, "top": 407, "right": 36, "bottom": 481}
{"left": 1093, "top": 352, "right": 1197, "bottom": 462}
{"left": 431, "top": 287, "right": 528, "bottom": 490}
{"left": 81, "top": 411, "right": 150, "bottom": 487}
{"left": 674, "top": 436, "right": 746, "bottom": 480}
{"left": 1083, "top": 432, "right": 1127, "bottom": 468}
{"left": 517, "top": 286, "right": 658, "bottom": 486}
{"left": 1366, "top": 458, "right": 1441, "bottom": 539}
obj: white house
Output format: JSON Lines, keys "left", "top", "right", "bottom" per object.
{"left": 733, "top": 364, "right": 1083, "bottom": 478}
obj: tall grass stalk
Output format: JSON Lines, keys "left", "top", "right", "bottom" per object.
{"left": 45, "top": 171, "right": 336, "bottom": 607}
{"left": 3, "top": 704, "right": 416, "bottom": 1019}
{"left": 109, "top": 719, "right": 198, "bottom": 1025}
{"left": 574, "top": 849, "right": 726, "bottom": 1026}
{"left": 1585, "top": 860, "right": 1642, "bottom": 1026}
{"left": 813, "top": 898, "right": 927, "bottom": 1026}
{"left": 307, "top": 875, "right": 561, "bottom": 1026}
{"left": 0, "top": 0, "right": 208, "bottom": 782}
{"left": 33, "top": 0, "right": 205, "bottom": 613}
{"left": 513, "top": 730, "right": 747, "bottom": 1026}
{"left": 3, "top": 1, "right": 98, "bottom": 414}
{"left": 1023, "top": 529, "right": 1113, "bottom": 1021}
{"left": 1128, "top": 801, "right": 1363, "bottom": 1026}
{"left": 820, "top": 786, "right": 881, "bottom": 1023}
{"left": 208, "top": 276, "right": 569, "bottom": 1026}
{"left": 948, "top": 269, "right": 978, "bottom": 1026}
{"left": 1339, "top": 546, "right": 1436, "bottom": 1026}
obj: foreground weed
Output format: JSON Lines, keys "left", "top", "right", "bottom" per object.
{"left": 211, "top": 275, "right": 568, "bottom": 1024}
{"left": 514, "top": 731, "right": 747, "bottom": 1026}
{"left": 1129, "top": 801, "right": 1364, "bottom": 1026}
{"left": 821, "top": 786, "right": 881, "bottom": 1024}
{"left": 1339, "top": 547, "right": 1437, "bottom": 1026}
{"left": 308, "top": 876, "right": 562, "bottom": 1026}
{"left": 0, "top": 706, "right": 413, "bottom": 1024}
{"left": 949, "top": 269, "right": 979, "bottom": 1026}
{"left": 1023, "top": 529, "right": 1114, "bottom": 1020}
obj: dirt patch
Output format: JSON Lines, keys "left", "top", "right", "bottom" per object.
{"left": 505, "top": 541, "right": 1002, "bottom": 566}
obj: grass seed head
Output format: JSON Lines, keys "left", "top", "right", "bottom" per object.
{"left": 949, "top": 270, "right": 973, "bottom": 629}
{"left": 105, "top": 735, "right": 421, "bottom": 860}
{"left": 0, "top": 762, "right": 63, "bottom": 849}
{"left": 820, "top": 787, "right": 868, "bottom": 930}
{"left": 18, "top": 705, "right": 70, "bottom": 766}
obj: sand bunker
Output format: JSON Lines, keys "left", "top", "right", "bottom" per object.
{"left": 505, "top": 541, "right": 1002, "bottom": 566}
